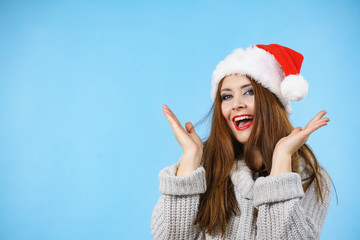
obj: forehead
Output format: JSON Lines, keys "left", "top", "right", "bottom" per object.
{"left": 221, "top": 74, "right": 251, "bottom": 90}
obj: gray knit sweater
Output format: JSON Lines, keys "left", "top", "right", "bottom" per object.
{"left": 151, "top": 158, "right": 331, "bottom": 239}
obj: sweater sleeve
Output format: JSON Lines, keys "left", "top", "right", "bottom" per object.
{"left": 253, "top": 169, "right": 331, "bottom": 240}
{"left": 151, "top": 162, "right": 207, "bottom": 240}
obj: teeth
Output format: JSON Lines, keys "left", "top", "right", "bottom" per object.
{"left": 234, "top": 116, "right": 253, "bottom": 122}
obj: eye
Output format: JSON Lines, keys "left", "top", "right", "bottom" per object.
{"left": 221, "top": 94, "right": 232, "bottom": 101}
{"left": 244, "top": 88, "right": 254, "bottom": 95}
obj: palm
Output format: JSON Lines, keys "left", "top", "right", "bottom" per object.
{"left": 274, "top": 110, "right": 330, "bottom": 156}
{"left": 162, "top": 105, "right": 203, "bottom": 155}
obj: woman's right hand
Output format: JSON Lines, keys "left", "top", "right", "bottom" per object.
{"left": 162, "top": 104, "right": 203, "bottom": 176}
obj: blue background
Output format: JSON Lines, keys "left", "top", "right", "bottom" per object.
{"left": 1, "top": 0, "right": 359, "bottom": 239}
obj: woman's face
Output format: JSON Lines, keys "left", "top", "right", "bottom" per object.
{"left": 220, "top": 74, "right": 255, "bottom": 144}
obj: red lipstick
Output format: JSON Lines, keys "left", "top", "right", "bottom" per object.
{"left": 232, "top": 114, "right": 254, "bottom": 131}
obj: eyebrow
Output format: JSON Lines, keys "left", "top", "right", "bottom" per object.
{"left": 221, "top": 84, "right": 252, "bottom": 93}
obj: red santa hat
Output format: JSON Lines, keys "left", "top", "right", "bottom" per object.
{"left": 211, "top": 44, "right": 308, "bottom": 114}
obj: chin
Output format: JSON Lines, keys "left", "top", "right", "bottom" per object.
{"left": 237, "top": 139, "right": 248, "bottom": 144}
{"left": 234, "top": 135, "right": 248, "bottom": 144}
{"left": 234, "top": 130, "right": 251, "bottom": 144}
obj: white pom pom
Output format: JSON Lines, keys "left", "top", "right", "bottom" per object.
{"left": 280, "top": 75, "right": 308, "bottom": 101}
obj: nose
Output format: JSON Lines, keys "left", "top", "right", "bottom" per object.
{"left": 232, "top": 95, "right": 246, "bottom": 110}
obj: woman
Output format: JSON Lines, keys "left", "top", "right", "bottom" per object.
{"left": 151, "top": 44, "right": 331, "bottom": 239}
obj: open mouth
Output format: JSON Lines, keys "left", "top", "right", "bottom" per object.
{"left": 232, "top": 115, "right": 254, "bottom": 131}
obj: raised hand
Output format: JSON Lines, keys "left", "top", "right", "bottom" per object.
{"left": 162, "top": 104, "right": 203, "bottom": 176}
{"left": 271, "top": 110, "right": 330, "bottom": 175}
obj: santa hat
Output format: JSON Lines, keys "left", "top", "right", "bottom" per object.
{"left": 211, "top": 44, "right": 308, "bottom": 114}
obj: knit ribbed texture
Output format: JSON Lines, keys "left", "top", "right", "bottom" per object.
{"left": 253, "top": 173, "right": 305, "bottom": 207}
{"left": 159, "top": 162, "right": 207, "bottom": 195}
{"left": 151, "top": 160, "right": 331, "bottom": 240}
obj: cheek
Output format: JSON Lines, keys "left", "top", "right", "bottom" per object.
{"left": 221, "top": 104, "right": 230, "bottom": 118}
{"left": 249, "top": 98, "right": 255, "bottom": 111}
{"left": 221, "top": 105, "right": 233, "bottom": 129}
{"left": 221, "top": 105, "right": 226, "bottom": 118}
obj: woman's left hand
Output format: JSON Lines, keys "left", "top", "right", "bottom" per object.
{"left": 270, "top": 110, "right": 330, "bottom": 175}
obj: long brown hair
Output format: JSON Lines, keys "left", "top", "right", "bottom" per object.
{"left": 245, "top": 77, "right": 327, "bottom": 197}
{"left": 193, "top": 75, "right": 329, "bottom": 237}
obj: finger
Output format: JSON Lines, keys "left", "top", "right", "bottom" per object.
{"left": 163, "top": 105, "right": 182, "bottom": 127}
{"left": 162, "top": 105, "right": 186, "bottom": 134}
{"left": 302, "top": 121, "right": 328, "bottom": 136}
{"left": 163, "top": 105, "right": 180, "bottom": 122}
{"left": 163, "top": 111, "right": 184, "bottom": 132}
{"left": 305, "top": 110, "right": 327, "bottom": 128}
{"left": 185, "top": 122, "right": 194, "bottom": 133}
{"left": 305, "top": 110, "right": 327, "bottom": 127}
{"left": 288, "top": 126, "right": 302, "bottom": 137}
{"left": 305, "top": 117, "right": 330, "bottom": 130}
{"left": 319, "top": 117, "right": 330, "bottom": 122}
